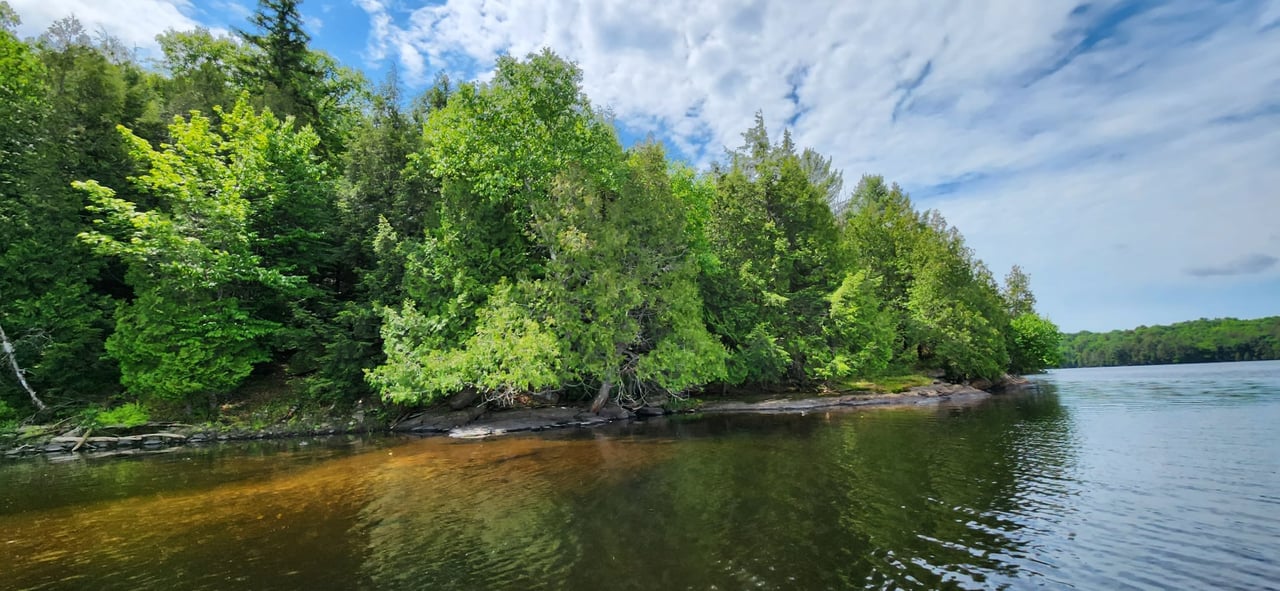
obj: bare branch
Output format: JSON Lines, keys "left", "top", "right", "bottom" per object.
{"left": 0, "top": 322, "right": 47, "bottom": 411}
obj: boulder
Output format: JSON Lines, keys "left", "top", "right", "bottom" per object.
{"left": 447, "top": 387, "right": 481, "bottom": 410}
{"left": 594, "top": 403, "right": 633, "bottom": 421}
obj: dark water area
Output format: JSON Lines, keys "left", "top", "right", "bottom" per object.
{"left": 1, "top": 361, "right": 1278, "bottom": 590}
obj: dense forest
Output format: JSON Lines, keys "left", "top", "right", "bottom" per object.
{"left": 1058, "top": 317, "right": 1280, "bottom": 368}
{"left": 0, "top": 0, "right": 1059, "bottom": 425}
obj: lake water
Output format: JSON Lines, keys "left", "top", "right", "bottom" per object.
{"left": 2, "top": 361, "right": 1278, "bottom": 590}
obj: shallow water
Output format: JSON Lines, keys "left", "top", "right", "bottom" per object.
{"left": 1, "top": 361, "right": 1278, "bottom": 590}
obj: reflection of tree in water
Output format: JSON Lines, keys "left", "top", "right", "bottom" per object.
{"left": 0, "top": 397, "right": 1076, "bottom": 591}
{"left": 0, "top": 439, "right": 398, "bottom": 591}
{"left": 354, "top": 434, "right": 676, "bottom": 590}
{"left": 822, "top": 389, "right": 1078, "bottom": 589}
{"left": 544, "top": 393, "right": 1076, "bottom": 590}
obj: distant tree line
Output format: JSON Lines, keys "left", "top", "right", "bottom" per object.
{"left": 0, "top": 0, "right": 1058, "bottom": 423}
{"left": 1058, "top": 317, "right": 1280, "bottom": 368}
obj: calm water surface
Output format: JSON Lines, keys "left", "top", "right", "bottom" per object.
{"left": 1, "top": 361, "right": 1278, "bottom": 590}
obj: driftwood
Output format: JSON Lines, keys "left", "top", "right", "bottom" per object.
{"left": 71, "top": 428, "right": 93, "bottom": 453}
{"left": 0, "top": 322, "right": 46, "bottom": 411}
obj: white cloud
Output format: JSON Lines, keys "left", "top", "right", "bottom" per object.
{"left": 9, "top": 0, "right": 203, "bottom": 51}
{"left": 361, "top": 0, "right": 1280, "bottom": 331}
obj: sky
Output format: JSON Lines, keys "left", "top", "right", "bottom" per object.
{"left": 9, "top": 0, "right": 1280, "bottom": 332}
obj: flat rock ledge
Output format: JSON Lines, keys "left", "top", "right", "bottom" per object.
{"left": 392, "top": 382, "right": 992, "bottom": 440}
{"left": 394, "top": 403, "right": 634, "bottom": 439}
{"left": 698, "top": 383, "right": 990, "bottom": 414}
{"left": 5, "top": 382, "right": 1010, "bottom": 455}
{"left": 20, "top": 431, "right": 190, "bottom": 455}
{"left": 4, "top": 417, "right": 384, "bottom": 458}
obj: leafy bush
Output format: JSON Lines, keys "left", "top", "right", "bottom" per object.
{"left": 81, "top": 402, "right": 150, "bottom": 428}
{"left": 0, "top": 399, "right": 18, "bottom": 430}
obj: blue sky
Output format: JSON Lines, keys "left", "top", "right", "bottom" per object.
{"left": 10, "top": 0, "right": 1280, "bottom": 332}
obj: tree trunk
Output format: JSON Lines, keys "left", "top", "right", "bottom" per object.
{"left": 590, "top": 380, "right": 612, "bottom": 414}
{"left": 0, "top": 322, "right": 47, "bottom": 411}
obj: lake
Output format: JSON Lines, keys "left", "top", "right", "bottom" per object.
{"left": 2, "top": 361, "right": 1278, "bottom": 590}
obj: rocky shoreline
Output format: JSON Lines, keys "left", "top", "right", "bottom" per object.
{"left": 3, "top": 378, "right": 1033, "bottom": 459}
{"left": 393, "top": 381, "right": 998, "bottom": 439}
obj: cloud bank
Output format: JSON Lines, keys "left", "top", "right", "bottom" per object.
{"left": 1187, "top": 254, "right": 1279, "bottom": 277}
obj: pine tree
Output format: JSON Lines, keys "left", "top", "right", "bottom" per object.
{"left": 237, "top": 0, "right": 320, "bottom": 127}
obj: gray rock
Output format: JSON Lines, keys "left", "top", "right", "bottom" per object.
{"left": 968, "top": 378, "right": 994, "bottom": 391}
{"left": 447, "top": 387, "right": 481, "bottom": 410}
{"left": 574, "top": 415, "right": 610, "bottom": 427}
{"left": 636, "top": 406, "right": 666, "bottom": 417}
{"left": 483, "top": 407, "right": 580, "bottom": 432}
{"left": 449, "top": 425, "right": 497, "bottom": 439}
{"left": 86, "top": 436, "right": 119, "bottom": 448}
{"left": 398, "top": 409, "right": 483, "bottom": 433}
{"left": 593, "top": 403, "right": 632, "bottom": 421}
{"left": 141, "top": 433, "right": 186, "bottom": 446}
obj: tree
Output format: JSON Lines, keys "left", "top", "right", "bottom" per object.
{"left": 371, "top": 51, "right": 621, "bottom": 404}
{"left": 76, "top": 100, "right": 313, "bottom": 404}
{"left": 236, "top": 0, "right": 364, "bottom": 159}
{"left": 372, "top": 52, "right": 725, "bottom": 408}
{"left": 0, "top": 23, "right": 117, "bottom": 411}
{"left": 0, "top": 1, "right": 18, "bottom": 33}
{"left": 1058, "top": 316, "right": 1278, "bottom": 368}
{"left": 999, "top": 265, "right": 1060, "bottom": 374}
{"left": 820, "top": 271, "right": 895, "bottom": 379}
{"left": 904, "top": 212, "right": 1010, "bottom": 380}
{"left": 0, "top": 322, "right": 46, "bottom": 411}
{"left": 237, "top": 0, "right": 318, "bottom": 124}
{"left": 307, "top": 69, "right": 438, "bottom": 401}
{"left": 156, "top": 27, "right": 243, "bottom": 122}
{"left": 701, "top": 115, "right": 842, "bottom": 385}
{"left": 1002, "top": 265, "right": 1036, "bottom": 318}
{"left": 840, "top": 177, "right": 1015, "bottom": 379}
{"left": 1008, "top": 313, "right": 1061, "bottom": 374}
{"left": 533, "top": 146, "right": 727, "bottom": 407}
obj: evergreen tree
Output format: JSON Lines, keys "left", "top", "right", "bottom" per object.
{"left": 237, "top": 0, "right": 365, "bottom": 160}
{"left": 702, "top": 116, "right": 842, "bottom": 384}
{"left": 372, "top": 52, "right": 724, "bottom": 407}
{"left": 237, "top": 0, "right": 319, "bottom": 125}
{"left": 0, "top": 20, "right": 116, "bottom": 410}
